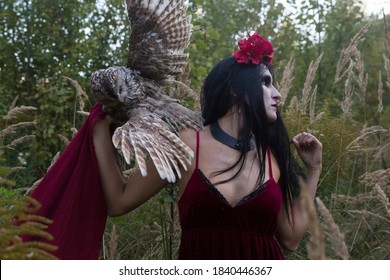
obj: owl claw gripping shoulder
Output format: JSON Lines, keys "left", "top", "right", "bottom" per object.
{"left": 90, "top": 0, "right": 201, "bottom": 183}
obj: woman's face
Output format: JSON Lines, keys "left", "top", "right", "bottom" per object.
{"left": 260, "top": 68, "right": 281, "bottom": 123}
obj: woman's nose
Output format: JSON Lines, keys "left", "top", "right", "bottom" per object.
{"left": 272, "top": 86, "right": 282, "bottom": 101}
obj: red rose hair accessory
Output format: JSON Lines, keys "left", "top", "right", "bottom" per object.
{"left": 233, "top": 32, "right": 274, "bottom": 64}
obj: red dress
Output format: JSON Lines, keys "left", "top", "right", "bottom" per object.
{"left": 178, "top": 131, "right": 285, "bottom": 259}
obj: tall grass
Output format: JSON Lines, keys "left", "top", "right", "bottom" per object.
{"left": 1, "top": 19, "right": 390, "bottom": 260}
{"left": 285, "top": 20, "right": 390, "bottom": 260}
{"left": 101, "top": 19, "right": 389, "bottom": 260}
{"left": 0, "top": 101, "right": 56, "bottom": 259}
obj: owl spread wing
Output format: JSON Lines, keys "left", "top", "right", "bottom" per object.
{"left": 91, "top": 1, "right": 201, "bottom": 183}
{"left": 126, "top": 0, "right": 192, "bottom": 85}
{"left": 112, "top": 108, "right": 194, "bottom": 183}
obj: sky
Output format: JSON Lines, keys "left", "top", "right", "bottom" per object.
{"left": 277, "top": 0, "right": 390, "bottom": 16}
{"left": 274, "top": 0, "right": 390, "bottom": 20}
{"left": 362, "top": 0, "right": 390, "bottom": 15}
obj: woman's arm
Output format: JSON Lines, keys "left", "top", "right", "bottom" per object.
{"left": 276, "top": 132, "right": 322, "bottom": 251}
{"left": 93, "top": 115, "right": 168, "bottom": 216}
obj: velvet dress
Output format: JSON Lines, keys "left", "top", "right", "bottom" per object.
{"left": 178, "top": 131, "right": 285, "bottom": 259}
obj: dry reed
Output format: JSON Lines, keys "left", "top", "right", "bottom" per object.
{"left": 9, "top": 167, "right": 25, "bottom": 174}
{"left": 301, "top": 53, "right": 323, "bottom": 114}
{"left": 353, "top": 50, "right": 368, "bottom": 98}
{"left": 378, "top": 71, "right": 383, "bottom": 113}
{"left": 332, "top": 193, "right": 374, "bottom": 205}
{"left": 301, "top": 177, "right": 325, "bottom": 260}
{"left": 372, "top": 184, "right": 390, "bottom": 214}
{"left": 316, "top": 197, "right": 349, "bottom": 259}
{"left": 339, "top": 60, "right": 354, "bottom": 117}
{"left": 384, "top": 55, "right": 390, "bottom": 91}
{"left": 346, "top": 126, "right": 387, "bottom": 152}
{"left": 374, "top": 138, "right": 390, "bottom": 164}
{"left": 0, "top": 122, "right": 37, "bottom": 140}
{"left": 347, "top": 210, "right": 390, "bottom": 224}
{"left": 384, "top": 11, "right": 390, "bottom": 52}
{"left": 359, "top": 169, "right": 390, "bottom": 187}
{"left": 104, "top": 225, "right": 119, "bottom": 260}
{"left": 2, "top": 106, "right": 37, "bottom": 121}
{"left": 58, "top": 134, "right": 70, "bottom": 146}
{"left": 8, "top": 96, "right": 19, "bottom": 111}
{"left": 334, "top": 22, "right": 371, "bottom": 83}
{"left": 6, "top": 135, "right": 35, "bottom": 148}
{"left": 64, "top": 76, "right": 89, "bottom": 112}
{"left": 71, "top": 127, "right": 78, "bottom": 137}
{"left": 277, "top": 58, "right": 295, "bottom": 106}
{"left": 77, "top": 111, "right": 90, "bottom": 117}
{"left": 287, "top": 95, "right": 300, "bottom": 115}
{"left": 309, "top": 85, "right": 318, "bottom": 123}
{"left": 305, "top": 196, "right": 325, "bottom": 259}
{"left": 26, "top": 152, "right": 61, "bottom": 195}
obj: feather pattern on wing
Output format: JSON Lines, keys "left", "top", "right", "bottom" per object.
{"left": 126, "top": 0, "right": 192, "bottom": 85}
{"left": 91, "top": 0, "right": 202, "bottom": 183}
{"left": 112, "top": 109, "right": 195, "bottom": 183}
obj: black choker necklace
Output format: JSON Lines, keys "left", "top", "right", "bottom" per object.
{"left": 210, "top": 122, "right": 256, "bottom": 152}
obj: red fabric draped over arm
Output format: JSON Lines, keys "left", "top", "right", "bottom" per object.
{"left": 28, "top": 103, "right": 107, "bottom": 259}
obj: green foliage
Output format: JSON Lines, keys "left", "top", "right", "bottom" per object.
{"left": 284, "top": 108, "right": 361, "bottom": 198}
{"left": 102, "top": 188, "right": 180, "bottom": 260}
{"left": 1, "top": 0, "right": 390, "bottom": 260}
{"left": 0, "top": 0, "right": 128, "bottom": 183}
{"left": 187, "top": 0, "right": 288, "bottom": 88}
{"left": 0, "top": 196, "right": 57, "bottom": 260}
{"left": 0, "top": 133, "right": 56, "bottom": 259}
{"left": 0, "top": 98, "right": 38, "bottom": 189}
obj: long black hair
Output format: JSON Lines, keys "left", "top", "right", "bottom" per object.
{"left": 201, "top": 56, "right": 301, "bottom": 219}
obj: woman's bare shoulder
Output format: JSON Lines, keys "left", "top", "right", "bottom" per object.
{"left": 179, "top": 127, "right": 198, "bottom": 151}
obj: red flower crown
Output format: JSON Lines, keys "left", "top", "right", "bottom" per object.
{"left": 233, "top": 32, "right": 274, "bottom": 65}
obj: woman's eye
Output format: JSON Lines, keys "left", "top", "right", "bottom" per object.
{"left": 262, "top": 77, "right": 271, "bottom": 86}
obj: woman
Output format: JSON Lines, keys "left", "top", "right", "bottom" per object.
{"left": 93, "top": 32, "right": 322, "bottom": 259}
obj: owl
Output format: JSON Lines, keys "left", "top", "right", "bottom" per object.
{"left": 90, "top": 0, "right": 202, "bottom": 183}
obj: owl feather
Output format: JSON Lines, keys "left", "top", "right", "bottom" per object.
{"left": 91, "top": 0, "right": 201, "bottom": 182}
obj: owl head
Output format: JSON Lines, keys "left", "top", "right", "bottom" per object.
{"left": 90, "top": 66, "right": 144, "bottom": 120}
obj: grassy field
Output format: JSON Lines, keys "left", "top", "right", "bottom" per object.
{"left": 1, "top": 21, "right": 390, "bottom": 260}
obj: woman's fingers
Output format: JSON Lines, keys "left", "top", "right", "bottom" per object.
{"left": 292, "top": 132, "right": 323, "bottom": 170}
{"left": 292, "top": 132, "right": 322, "bottom": 151}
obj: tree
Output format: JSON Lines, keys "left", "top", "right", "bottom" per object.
{"left": 187, "top": 0, "right": 289, "bottom": 88}
{"left": 0, "top": 0, "right": 129, "bottom": 185}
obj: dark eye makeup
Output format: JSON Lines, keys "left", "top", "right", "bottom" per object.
{"left": 261, "top": 75, "right": 272, "bottom": 86}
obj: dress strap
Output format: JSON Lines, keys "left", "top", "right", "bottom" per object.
{"left": 267, "top": 147, "right": 273, "bottom": 179}
{"left": 195, "top": 131, "right": 200, "bottom": 169}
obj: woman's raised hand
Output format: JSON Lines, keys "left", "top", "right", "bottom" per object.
{"left": 292, "top": 132, "right": 322, "bottom": 172}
